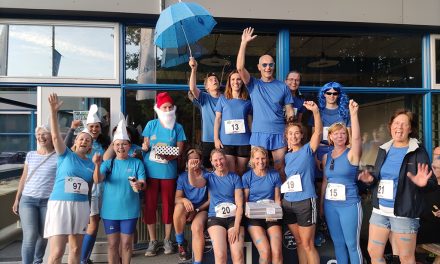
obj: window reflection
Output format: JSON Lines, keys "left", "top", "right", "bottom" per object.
{"left": 3, "top": 24, "right": 115, "bottom": 78}
{"left": 436, "top": 39, "right": 440, "bottom": 84}
{"left": 290, "top": 35, "right": 422, "bottom": 87}
{"left": 125, "top": 27, "right": 277, "bottom": 85}
{"left": 433, "top": 94, "right": 440, "bottom": 148}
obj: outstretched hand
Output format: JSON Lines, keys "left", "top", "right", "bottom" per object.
{"left": 188, "top": 159, "right": 200, "bottom": 171}
{"left": 48, "top": 93, "right": 63, "bottom": 112}
{"left": 92, "top": 153, "right": 102, "bottom": 165}
{"left": 189, "top": 57, "right": 197, "bottom": 70}
{"left": 407, "top": 163, "right": 433, "bottom": 187}
{"left": 348, "top": 99, "right": 359, "bottom": 115}
{"left": 303, "top": 101, "right": 318, "bottom": 112}
{"left": 241, "top": 27, "right": 257, "bottom": 44}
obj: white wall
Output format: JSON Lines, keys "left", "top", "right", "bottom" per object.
{"left": 1, "top": 0, "right": 440, "bottom": 26}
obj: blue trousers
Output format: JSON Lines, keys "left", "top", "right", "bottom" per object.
{"left": 324, "top": 201, "right": 363, "bottom": 264}
{"left": 19, "top": 195, "right": 48, "bottom": 264}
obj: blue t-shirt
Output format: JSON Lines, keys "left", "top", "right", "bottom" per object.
{"left": 86, "top": 140, "right": 105, "bottom": 159}
{"left": 247, "top": 77, "right": 294, "bottom": 134}
{"left": 284, "top": 143, "right": 317, "bottom": 202}
{"left": 176, "top": 171, "right": 208, "bottom": 209}
{"left": 378, "top": 146, "right": 408, "bottom": 208}
{"left": 215, "top": 95, "right": 252, "bottom": 146}
{"left": 193, "top": 92, "right": 219, "bottom": 142}
{"left": 100, "top": 157, "right": 146, "bottom": 220}
{"left": 203, "top": 171, "right": 243, "bottom": 217}
{"left": 129, "top": 144, "right": 142, "bottom": 157}
{"left": 49, "top": 148, "right": 94, "bottom": 202}
{"left": 324, "top": 149, "right": 360, "bottom": 206}
{"left": 142, "top": 119, "right": 186, "bottom": 179}
{"left": 242, "top": 169, "right": 281, "bottom": 202}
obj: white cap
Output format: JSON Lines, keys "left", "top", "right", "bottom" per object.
{"left": 86, "top": 104, "right": 101, "bottom": 124}
{"left": 113, "top": 119, "right": 130, "bottom": 142}
{"left": 79, "top": 128, "right": 93, "bottom": 138}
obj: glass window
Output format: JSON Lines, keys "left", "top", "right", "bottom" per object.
{"left": 290, "top": 35, "right": 422, "bottom": 87}
{"left": 432, "top": 94, "right": 440, "bottom": 148}
{"left": 125, "top": 27, "right": 277, "bottom": 85}
{"left": 300, "top": 92, "right": 422, "bottom": 165}
{"left": 434, "top": 37, "right": 440, "bottom": 87}
{"left": 0, "top": 22, "right": 117, "bottom": 81}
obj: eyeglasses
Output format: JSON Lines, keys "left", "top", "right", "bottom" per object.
{"left": 330, "top": 159, "right": 335, "bottom": 170}
{"left": 325, "top": 92, "right": 339, "bottom": 96}
{"left": 261, "top": 63, "right": 275, "bottom": 68}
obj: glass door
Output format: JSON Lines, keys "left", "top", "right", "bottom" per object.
{"left": 37, "top": 86, "right": 121, "bottom": 138}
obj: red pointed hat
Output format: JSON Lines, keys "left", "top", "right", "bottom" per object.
{"left": 156, "top": 92, "right": 174, "bottom": 108}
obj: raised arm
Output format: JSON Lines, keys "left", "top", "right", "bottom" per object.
{"left": 236, "top": 27, "right": 257, "bottom": 85}
{"left": 187, "top": 159, "right": 206, "bottom": 188}
{"left": 92, "top": 153, "right": 104, "bottom": 183}
{"left": 48, "top": 93, "right": 66, "bottom": 154}
{"left": 103, "top": 142, "right": 116, "bottom": 160}
{"left": 214, "top": 112, "right": 223, "bottom": 149}
{"left": 347, "top": 100, "right": 361, "bottom": 165}
{"left": 189, "top": 57, "right": 200, "bottom": 99}
{"left": 304, "top": 101, "right": 322, "bottom": 152}
{"left": 64, "top": 120, "right": 81, "bottom": 147}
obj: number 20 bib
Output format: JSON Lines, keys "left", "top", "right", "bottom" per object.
{"left": 215, "top": 202, "right": 237, "bottom": 218}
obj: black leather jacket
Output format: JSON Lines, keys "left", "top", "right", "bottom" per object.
{"left": 371, "top": 138, "right": 437, "bottom": 218}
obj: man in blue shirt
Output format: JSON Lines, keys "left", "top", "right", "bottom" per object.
{"left": 188, "top": 58, "right": 221, "bottom": 169}
{"left": 236, "top": 27, "right": 294, "bottom": 180}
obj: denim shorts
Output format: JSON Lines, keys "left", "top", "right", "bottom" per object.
{"left": 369, "top": 211, "right": 419, "bottom": 234}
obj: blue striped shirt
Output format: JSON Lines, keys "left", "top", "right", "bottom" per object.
{"left": 22, "top": 151, "right": 57, "bottom": 199}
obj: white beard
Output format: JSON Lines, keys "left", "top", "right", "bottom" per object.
{"left": 154, "top": 105, "right": 176, "bottom": 129}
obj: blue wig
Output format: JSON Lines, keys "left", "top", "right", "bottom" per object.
{"left": 317, "top": 82, "right": 349, "bottom": 121}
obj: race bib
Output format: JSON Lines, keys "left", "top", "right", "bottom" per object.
{"left": 377, "top": 180, "right": 394, "bottom": 200}
{"left": 215, "top": 202, "right": 236, "bottom": 218}
{"left": 323, "top": 127, "right": 330, "bottom": 141}
{"left": 224, "top": 119, "right": 245, "bottom": 134}
{"left": 149, "top": 148, "right": 168, "bottom": 164}
{"left": 281, "top": 174, "right": 302, "bottom": 193}
{"left": 325, "top": 183, "right": 346, "bottom": 201}
{"left": 65, "top": 176, "right": 89, "bottom": 195}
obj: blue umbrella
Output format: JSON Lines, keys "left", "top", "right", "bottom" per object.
{"left": 160, "top": 44, "right": 203, "bottom": 68}
{"left": 154, "top": 1, "right": 216, "bottom": 57}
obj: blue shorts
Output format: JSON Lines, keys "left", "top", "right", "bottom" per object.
{"left": 250, "top": 132, "right": 286, "bottom": 151}
{"left": 369, "top": 212, "right": 419, "bottom": 234}
{"left": 102, "top": 218, "right": 138, "bottom": 235}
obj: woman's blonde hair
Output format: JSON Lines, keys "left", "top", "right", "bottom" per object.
{"left": 249, "top": 146, "right": 268, "bottom": 169}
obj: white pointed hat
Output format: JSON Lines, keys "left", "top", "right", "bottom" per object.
{"left": 113, "top": 118, "right": 130, "bottom": 142}
{"left": 86, "top": 104, "right": 101, "bottom": 124}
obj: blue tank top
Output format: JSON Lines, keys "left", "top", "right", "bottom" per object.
{"left": 324, "top": 148, "right": 360, "bottom": 206}
{"left": 284, "top": 143, "right": 317, "bottom": 202}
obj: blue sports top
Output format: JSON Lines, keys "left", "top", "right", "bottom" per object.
{"left": 193, "top": 91, "right": 219, "bottom": 142}
{"left": 247, "top": 77, "right": 294, "bottom": 134}
{"left": 203, "top": 171, "right": 243, "bottom": 217}
{"left": 242, "top": 169, "right": 281, "bottom": 202}
{"left": 324, "top": 148, "right": 360, "bottom": 206}
{"left": 284, "top": 143, "right": 317, "bottom": 202}
{"left": 177, "top": 171, "right": 208, "bottom": 209}
{"left": 215, "top": 95, "right": 252, "bottom": 146}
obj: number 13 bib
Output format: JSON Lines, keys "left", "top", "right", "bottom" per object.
{"left": 224, "top": 119, "right": 245, "bottom": 134}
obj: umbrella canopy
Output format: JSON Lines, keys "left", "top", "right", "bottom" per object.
{"left": 154, "top": 1, "right": 216, "bottom": 52}
{"left": 160, "top": 44, "right": 203, "bottom": 68}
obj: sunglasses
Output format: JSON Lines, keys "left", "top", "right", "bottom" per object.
{"left": 261, "top": 63, "right": 275, "bottom": 68}
{"left": 325, "top": 92, "right": 339, "bottom": 96}
{"left": 330, "top": 159, "right": 335, "bottom": 170}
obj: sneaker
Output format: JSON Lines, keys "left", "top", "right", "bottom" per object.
{"left": 163, "top": 239, "right": 175, "bottom": 255}
{"left": 178, "top": 241, "right": 190, "bottom": 261}
{"left": 145, "top": 240, "right": 159, "bottom": 257}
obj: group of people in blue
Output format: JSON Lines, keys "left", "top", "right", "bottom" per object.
{"left": 11, "top": 26, "right": 439, "bottom": 264}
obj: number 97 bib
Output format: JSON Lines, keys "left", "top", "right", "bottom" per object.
{"left": 65, "top": 176, "right": 89, "bottom": 195}
{"left": 215, "top": 202, "right": 237, "bottom": 218}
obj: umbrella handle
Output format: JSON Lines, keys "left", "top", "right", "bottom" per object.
{"left": 179, "top": 21, "right": 193, "bottom": 57}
